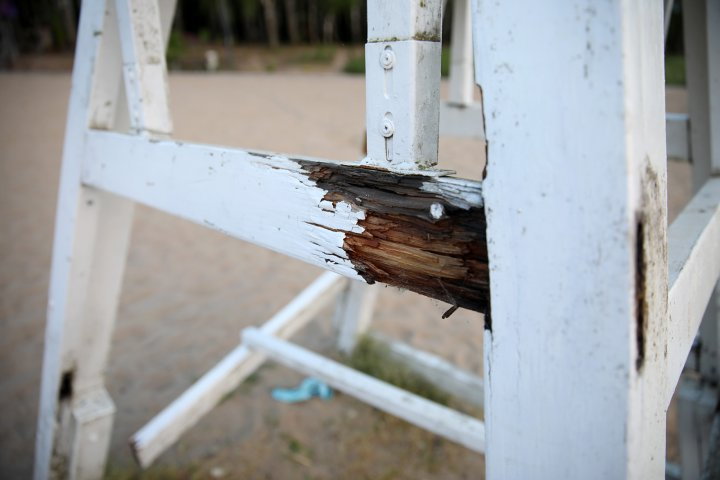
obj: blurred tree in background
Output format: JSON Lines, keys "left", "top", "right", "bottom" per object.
{"left": 2, "top": 0, "right": 368, "bottom": 52}
{"left": 1, "top": 0, "right": 686, "bottom": 80}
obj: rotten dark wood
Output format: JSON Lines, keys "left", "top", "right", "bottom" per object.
{"left": 299, "top": 161, "right": 490, "bottom": 315}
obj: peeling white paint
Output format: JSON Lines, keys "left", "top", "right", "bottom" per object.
{"left": 82, "top": 131, "right": 366, "bottom": 280}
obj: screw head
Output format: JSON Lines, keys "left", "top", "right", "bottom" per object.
{"left": 430, "top": 202, "right": 445, "bottom": 220}
{"left": 381, "top": 118, "right": 395, "bottom": 137}
{"left": 380, "top": 50, "right": 395, "bottom": 69}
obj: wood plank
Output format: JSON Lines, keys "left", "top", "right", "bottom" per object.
{"left": 666, "top": 178, "right": 720, "bottom": 405}
{"left": 334, "top": 281, "right": 379, "bottom": 354}
{"left": 115, "top": 0, "right": 173, "bottom": 135}
{"left": 242, "top": 327, "right": 486, "bottom": 453}
{"left": 475, "top": 1, "right": 668, "bottom": 478}
{"left": 364, "top": 0, "right": 443, "bottom": 170}
{"left": 448, "top": 0, "right": 474, "bottom": 105}
{"left": 366, "top": 0, "right": 443, "bottom": 43}
{"left": 35, "top": 2, "right": 177, "bottom": 477}
{"left": 369, "top": 331, "right": 484, "bottom": 407}
{"left": 131, "top": 272, "right": 348, "bottom": 467}
{"left": 35, "top": 2, "right": 125, "bottom": 478}
{"left": 82, "top": 131, "right": 490, "bottom": 314}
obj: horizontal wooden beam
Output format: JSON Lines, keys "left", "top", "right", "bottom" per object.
{"left": 369, "top": 331, "right": 484, "bottom": 406}
{"left": 242, "top": 327, "right": 486, "bottom": 452}
{"left": 131, "top": 272, "right": 348, "bottom": 467}
{"left": 666, "top": 177, "right": 720, "bottom": 405}
{"left": 82, "top": 130, "right": 489, "bottom": 313}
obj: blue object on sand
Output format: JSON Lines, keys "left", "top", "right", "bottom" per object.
{"left": 271, "top": 377, "right": 333, "bottom": 403}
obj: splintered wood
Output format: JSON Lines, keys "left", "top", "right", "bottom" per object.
{"left": 301, "top": 161, "right": 489, "bottom": 314}
{"left": 83, "top": 132, "right": 489, "bottom": 316}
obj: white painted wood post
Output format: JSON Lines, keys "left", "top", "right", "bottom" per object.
{"left": 364, "top": 0, "right": 443, "bottom": 170}
{"left": 684, "top": 0, "right": 720, "bottom": 386}
{"left": 335, "top": 0, "right": 445, "bottom": 354}
{"left": 34, "top": 4, "right": 128, "bottom": 479}
{"left": 677, "top": 2, "right": 720, "bottom": 477}
{"left": 115, "top": 0, "right": 173, "bottom": 136}
{"left": 448, "top": 0, "right": 473, "bottom": 105}
{"left": 439, "top": 0, "right": 485, "bottom": 140}
{"left": 473, "top": 1, "right": 668, "bottom": 478}
{"left": 334, "top": 280, "right": 378, "bottom": 354}
{"left": 242, "top": 328, "right": 486, "bottom": 452}
{"left": 666, "top": 178, "right": 720, "bottom": 403}
{"left": 34, "top": 1, "right": 175, "bottom": 478}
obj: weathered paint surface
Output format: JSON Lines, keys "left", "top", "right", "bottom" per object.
{"left": 302, "top": 161, "right": 488, "bottom": 313}
{"left": 364, "top": 0, "right": 443, "bottom": 170}
{"left": 475, "top": 0, "right": 668, "bottom": 478}
{"left": 82, "top": 131, "right": 489, "bottom": 314}
{"left": 666, "top": 178, "right": 720, "bottom": 405}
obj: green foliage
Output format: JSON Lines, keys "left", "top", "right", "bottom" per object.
{"left": 198, "top": 28, "right": 211, "bottom": 44}
{"left": 320, "top": 0, "right": 359, "bottom": 14}
{"left": 345, "top": 336, "right": 451, "bottom": 406}
{"left": 343, "top": 54, "right": 365, "bottom": 74}
{"left": 165, "top": 31, "right": 185, "bottom": 68}
{"left": 294, "top": 46, "right": 336, "bottom": 64}
{"left": 665, "top": 54, "right": 686, "bottom": 86}
{"left": 440, "top": 47, "right": 450, "bottom": 77}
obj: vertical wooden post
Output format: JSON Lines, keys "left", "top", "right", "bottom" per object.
{"left": 34, "top": 1, "right": 175, "bottom": 478}
{"left": 683, "top": 0, "right": 720, "bottom": 395}
{"left": 448, "top": 0, "right": 473, "bottom": 105}
{"left": 364, "top": 0, "right": 443, "bottom": 170}
{"left": 334, "top": 281, "right": 378, "bottom": 354}
{"left": 678, "top": 1, "right": 720, "bottom": 477}
{"left": 473, "top": 1, "right": 668, "bottom": 478}
{"left": 337, "top": 0, "right": 445, "bottom": 353}
{"left": 440, "top": 0, "right": 484, "bottom": 140}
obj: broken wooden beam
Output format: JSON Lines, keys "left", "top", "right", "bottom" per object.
{"left": 82, "top": 131, "right": 489, "bottom": 313}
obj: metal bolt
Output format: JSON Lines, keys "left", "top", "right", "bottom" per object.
{"left": 381, "top": 118, "right": 395, "bottom": 137}
{"left": 380, "top": 49, "right": 395, "bottom": 69}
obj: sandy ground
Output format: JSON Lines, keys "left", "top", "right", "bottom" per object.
{"left": 0, "top": 72, "right": 691, "bottom": 479}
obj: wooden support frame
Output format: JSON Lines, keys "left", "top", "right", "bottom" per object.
{"left": 37, "top": 0, "right": 490, "bottom": 476}
{"left": 131, "top": 272, "right": 348, "bottom": 467}
{"left": 440, "top": 0, "right": 485, "bottom": 140}
{"left": 676, "top": 1, "right": 720, "bottom": 477}
{"left": 474, "top": 1, "right": 670, "bottom": 478}
{"left": 82, "top": 131, "right": 490, "bottom": 313}
{"left": 364, "top": 0, "right": 443, "bottom": 170}
{"left": 334, "top": 280, "right": 379, "bottom": 354}
{"left": 242, "top": 327, "right": 486, "bottom": 452}
{"left": 369, "top": 331, "right": 483, "bottom": 407}
{"left": 666, "top": 178, "right": 720, "bottom": 404}
{"left": 35, "top": 1, "right": 175, "bottom": 478}
{"left": 36, "top": 0, "right": 720, "bottom": 478}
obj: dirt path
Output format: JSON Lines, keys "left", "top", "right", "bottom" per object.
{"left": 0, "top": 73, "right": 689, "bottom": 479}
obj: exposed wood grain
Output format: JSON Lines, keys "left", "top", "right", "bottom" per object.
{"left": 301, "top": 161, "right": 489, "bottom": 314}
{"left": 83, "top": 132, "right": 489, "bottom": 316}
